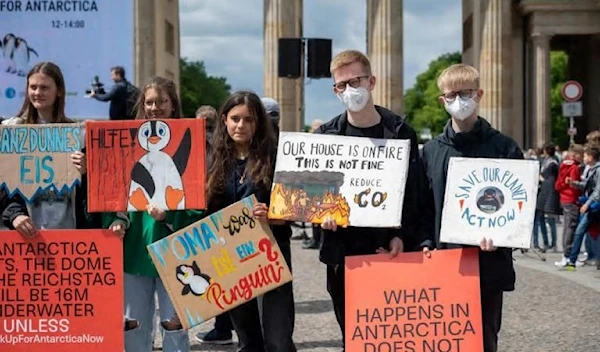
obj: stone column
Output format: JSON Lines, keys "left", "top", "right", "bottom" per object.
{"left": 478, "top": 0, "right": 512, "bottom": 134}
{"left": 264, "top": 0, "right": 303, "bottom": 132}
{"left": 366, "top": 0, "right": 403, "bottom": 115}
{"left": 531, "top": 33, "right": 552, "bottom": 148}
{"left": 134, "top": 0, "right": 156, "bottom": 87}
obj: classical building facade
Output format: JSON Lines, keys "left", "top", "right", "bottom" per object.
{"left": 265, "top": 0, "right": 600, "bottom": 148}
{"left": 135, "top": 0, "right": 181, "bottom": 90}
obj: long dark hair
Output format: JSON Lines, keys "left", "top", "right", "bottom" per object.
{"left": 206, "top": 91, "right": 277, "bottom": 203}
{"left": 135, "top": 76, "right": 182, "bottom": 119}
{"left": 18, "top": 62, "right": 70, "bottom": 124}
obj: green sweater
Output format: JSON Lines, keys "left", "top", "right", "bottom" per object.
{"left": 103, "top": 210, "right": 203, "bottom": 277}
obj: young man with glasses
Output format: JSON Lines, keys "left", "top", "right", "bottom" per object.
{"left": 314, "top": 50, "right": 431, "bottom": 350}
{"left": 421, "top": 64, "right": 522, "bottom": 352}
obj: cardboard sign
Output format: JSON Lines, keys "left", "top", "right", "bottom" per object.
{"left": 0, "top": 230, "right": 124, "bottom": 351}
{"left": 345, "top": 248, "right": 483, "bottom": 352}
{"left": 440, "top": 157, "right": 539, "bottom": 248}
{"left": 0, "top": 123, "right": 83, "bottom": 202}
{"left": 85, "top": 119, "right": 206, "bottom": 212}
{"left": 148, "top": 195, "right": 293, "bottom": 330}
{"left": 268, "top": 132, "right": 410, "bottom": 227}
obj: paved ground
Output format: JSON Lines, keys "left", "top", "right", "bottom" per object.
{"left": 154, "top": 224, "right": 600, "bottom": 351}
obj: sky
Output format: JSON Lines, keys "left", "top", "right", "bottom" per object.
{"left": 180, "top": 0, "right": 462, "bottom": 124}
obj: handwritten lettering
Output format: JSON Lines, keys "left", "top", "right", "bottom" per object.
{"left": 222, "top": 207, "right": 256, "bottom": 236}
{"left": 0, "top": 126, "right": 81, "bottom": 154}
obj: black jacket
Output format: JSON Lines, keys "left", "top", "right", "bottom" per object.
{"left": 315, "top": 106, "right": 430, "bottom": 267}
{"left": 421, "top": 117, "right": 522, "bottom": 292}
{"left": 93, "top": 79, "right": 129, "bottom": 120}
{"left": 537, "top": 157, "right": 561, "bottom": 214}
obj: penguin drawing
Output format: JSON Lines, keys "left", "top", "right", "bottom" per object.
{"left": 2, "top": 34, "right": 17, "bottom": 74}
{"left": 13, "top": 37, "right": 38, "bottom": 76}
{"left": 176, "top": 261, "right": 213, "bottom": 297}
{"left": 127, "top": 120, "right": 192, "bottom": 211}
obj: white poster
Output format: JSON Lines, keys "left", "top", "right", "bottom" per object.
{"left": 0, "top": 0, "right": 134, "bottom": 119}
{"left": 268, "top": 132, "right": 411, "bottom": 228}
{"left": 440, "top": 157, "right": 539, "bottom": 249}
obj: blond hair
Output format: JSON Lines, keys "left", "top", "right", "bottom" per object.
{"left": 437, "top": 64, "right": 480, "bottom": 91}
{"left": 330, "top": 50, "right": 372, "bottom": 75}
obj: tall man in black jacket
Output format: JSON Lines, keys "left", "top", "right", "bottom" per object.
{"left": 87, "top": 66, "right": 131, "bottom": 120}
{"left": 421, "top": 64, "right": 522, "bottom": 352}
{"left": 316, "top": 50, "right": 431, "bottom": 350}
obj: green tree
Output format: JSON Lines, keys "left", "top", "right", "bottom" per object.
{"left": 404, "top": 52, "right": 462, "bottom": 140}
{"left": 179, "top": 58, "right": 231, "bottom": 117}
{"left": 550, "top": 51, "right": 569, "bottom": 149}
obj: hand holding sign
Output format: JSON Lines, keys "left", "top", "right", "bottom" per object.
{"left": 71, "top": 151, "right": 86, "bottom": 175}
{"left": 12, "top": 215, "right": 38, "bottom": 238}
{"left": 252, "top": 203, "right": 269, "bottom": 221}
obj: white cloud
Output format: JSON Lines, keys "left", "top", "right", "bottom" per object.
{"left": 180, "top": 0, "right": 461, "bottom": 124}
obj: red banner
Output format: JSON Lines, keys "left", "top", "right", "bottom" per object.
{"left": 0, "top": 230, "right": 123, "bottom": 351}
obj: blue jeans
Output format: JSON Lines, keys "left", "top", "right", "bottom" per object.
{"left": 533, "top": 209, "right": 549, "bottom": 248}
{"left": 584, "top": 234, "right": 597, "bottom": 260}
{"left": 124, "top": 273, "right": 189, "bottom": 352}
{"left": 546, "top": 215, "right": 557, "bottom": 248}
{"left": 568, "top": 213, "right": 592, "bottom": 264}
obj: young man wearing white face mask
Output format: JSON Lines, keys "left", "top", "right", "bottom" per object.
{"left": 314, "top": 50, "right": 431, "bottom": 350}
{"left": 420, "top": 64, "right": 523, "bottom": 352}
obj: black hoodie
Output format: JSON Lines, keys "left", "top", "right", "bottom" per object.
{"left": 421, "top": 117, "right": 523, "bottom": 292}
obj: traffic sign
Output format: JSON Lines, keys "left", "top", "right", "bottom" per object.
{"left": 562, "top": 80, "right": 583, "bottom": 102}
{"left": 562, "top": 102, "right": 583, "bottom": 117}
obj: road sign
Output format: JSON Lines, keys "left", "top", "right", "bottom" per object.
{"left": 568, "top": 127, "right": 577, "bottom": 136}
{"left": 562, "top": 80, "right": 583, "bottom": 102}
{"left": 562, "top": 101, "right": 583, "bottom": 117}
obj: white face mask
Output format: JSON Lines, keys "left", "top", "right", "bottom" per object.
{"left": 337, "top": 86, "right": 370, "bottom": 112}
{"left": 444, "top": 96, "right": 478, "bottom": 121}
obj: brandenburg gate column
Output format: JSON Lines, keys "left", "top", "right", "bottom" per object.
{"left": 264, "top": 0, "right": 303, "bottom": 132}
{"left": 366, "top": 0, "right": 404, "bottom": 115}
{"left": 531, "top": 33, "right": 552, "bottom": 148}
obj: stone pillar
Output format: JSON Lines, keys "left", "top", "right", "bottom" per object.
{"left": 264, "top": 0, "right": 303, "bottom": 132}
{"left": 531, "top": 33, "right": 552, "bottom": 148}
{"left": 478, "top": 0, "right": 512, "bottom": 134}
{"left": 134, "top": 0, "right": 156, "bottom": 87}
{"left": 366, "top": 0, "right": 403, "bottom": 114}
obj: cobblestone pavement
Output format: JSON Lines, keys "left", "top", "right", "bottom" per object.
{"left": 153, "top": 225, "right": 600, "bottom": 351}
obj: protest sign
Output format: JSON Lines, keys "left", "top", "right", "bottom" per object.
{"left": 268, "top": 132, "right": 410, "bottom": 227}
{"left": 86, "top": 119, "right": 206, "bottom": 212}
{"left": 148, "top": 195, "right": 293, "bottom": 330}
{"left": 0, "top": 230, "right": 123, "bottom": 351}
{"left": 0, "top": 123, "right": 83, "bottom": 202}
{"left": 345, "top": 248, "right": 483, "bottom": 352}
{"left": 440, "top": 157, "right": 539, "bottom": 248}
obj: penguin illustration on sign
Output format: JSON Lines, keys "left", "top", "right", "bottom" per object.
{"left": 176, "top": 261, "right": 213, "bottom": 297}
{"left": 1, "top": 33, "right": 17, "bottom": 74}
{"left": 127, "top": 120, "right": 192, "bottom": 211}
{"left": 13, "top": 37, "right": 38, "bottom": 76}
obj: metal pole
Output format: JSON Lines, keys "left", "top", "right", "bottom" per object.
{"left": 569, "top": 115, "right": 575, "bottom": 145}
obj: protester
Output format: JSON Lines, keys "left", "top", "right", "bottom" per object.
{"left": 0, "top": 62, "right": 98, "bottom": 233}
{"left": 203, "top": 90, "right": 295, "bottom": 351}
{"left": 421, "top": 63, "right": 521, "bottom": 352}
{"left": 104, "top": 77, "right": 194, "bottom": 352}
{"left": 196, "top": 105, "right": 217, "bottom": 146}
{"left": 536, "top": 143, "right": 561, "bottom": 252}
{"left": 315, "top": 50, "right": 428, "bottom": 349}
{"left": 261, "top": 97, "right": 280, "bottom": 135}
{"left": 87, "top": 65, "right": 139, "bottom": 120}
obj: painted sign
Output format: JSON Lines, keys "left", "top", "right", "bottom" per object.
{"left": 148, "top": 195, "right": 293, "bottom": 330}
{"left": 0, "top": 230, "right": 124, "bottom": 351}
{"left": 0, "top": 123, "right": 83, "bottom": 202}
{"left": 0, "top": 0, "right": 134, "bottom": 118}
{"left": 440, "top": 157, "right": 539, "bottom": 248}
{"left": 85, "top": 119, "right": 206, "bottom": 212}
{"left": 345, "top": 248, "right": 483, "bottom": 352}
{"left": 268, "top": 132, "right": 410, "bottom": 227}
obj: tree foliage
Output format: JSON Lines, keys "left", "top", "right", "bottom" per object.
{"left": 550, "top": 51, "right": 569, "bottom": 149}
{"left": 179, "top": 58, "right": 231, "bottom": 117}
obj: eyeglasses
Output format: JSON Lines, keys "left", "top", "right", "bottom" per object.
{"left": 144, "top": 99, "right": 170, "bottom": 108}
{"left": 333, "top": 76, "right": 370, "bottom": 93}
{"left": 441, "top": 89, "right": 477, "bottom": 102}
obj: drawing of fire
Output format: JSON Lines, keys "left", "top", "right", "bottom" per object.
{"left": 269, "top": 171, "right": 350, "bottom": 225}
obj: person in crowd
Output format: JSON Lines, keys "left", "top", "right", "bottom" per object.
{"left": 261, "top": 97, "right": 281, "bottom": 135}
{"left": 1, "top": 61, "right": 98, "bottom": 234}
{"left": 535, "top": 143, "right": 561, "bottom": 252}
{"left": 105, "top": 77, "right": 193, "bottom": 352}
{"left": 564, "top": 145, "right": 600, "bottom": 269}
{"left": 201, "top": 90, "right": 295, "bottom": 351}
{"left": 196, "top": 105, "right": 217, "bottom": 147}
{"left": 88, "top": 65, "right": 138, "bottom": 120}
{"left": 421, "top": 64, "right": 521, "bottom": 352}
{"left": 315, "top": 50, "right": 429, "bottom": 350}
{"left": 554, "top": 144, "right": 584, "bottom": 267}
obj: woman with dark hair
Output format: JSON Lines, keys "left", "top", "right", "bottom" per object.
{"left": 104, "top": 77, "right": 194, "bottom": 352}
{"left": 0, "top": 62, "right": 97, "bottom": 235}
{"left": 534, "top": 142, "right": 561, "bottom": 251}
{"left": 204, "top": 90, "right": 296, "bottom": 351}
